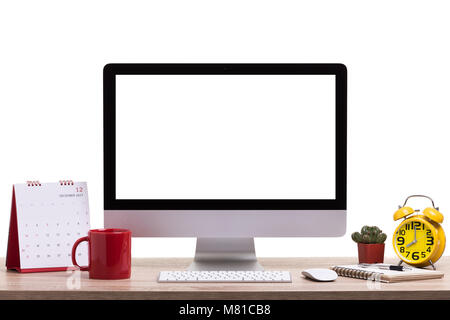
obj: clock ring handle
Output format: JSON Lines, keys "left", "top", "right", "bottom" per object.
{"left": 402, "top": 195, "right": 438, "bottom": 210}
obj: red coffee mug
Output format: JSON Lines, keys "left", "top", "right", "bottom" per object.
{"left": 72, "top": 228, "right": 132, "bottom": 279}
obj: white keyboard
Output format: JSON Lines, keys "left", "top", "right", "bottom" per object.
{"left": 158, "top": 270, "right": 292, "bottom": 283}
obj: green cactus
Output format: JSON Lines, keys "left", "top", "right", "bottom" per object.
{"left": 351, "top": 225, "right": 387, "bottom": 244}
{"left": 351, "top": 232, "right": 362, "bottom": 243}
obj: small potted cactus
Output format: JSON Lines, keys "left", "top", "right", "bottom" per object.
{"left": 351, "top": 226, "right": 387, "bottom": 264}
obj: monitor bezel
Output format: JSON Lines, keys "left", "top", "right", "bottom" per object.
{"left": 104, "top": 63, "right": 347, "bottom": 210}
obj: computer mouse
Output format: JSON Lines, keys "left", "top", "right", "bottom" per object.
{"left": 302, "top": 268, "right": 338, "bottom": 282}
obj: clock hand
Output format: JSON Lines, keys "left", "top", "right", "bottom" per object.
{"left": 406, "top": 239, "right": 417, "bottom": 248}
{"left": 405, "top": 225, "right": 417, "bottom": 248}
{"left": 416, "top": 232, "right": 431, "bottom": 243}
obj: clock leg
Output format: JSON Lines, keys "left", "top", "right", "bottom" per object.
{"left": 429, "top": 260, "right": 436, "bottom": 270}
{"left": 397, "top": 260, "right": 403, "bottom": 266}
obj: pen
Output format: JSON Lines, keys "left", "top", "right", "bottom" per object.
{"left": 358, "top": 263, "right": 412, "bottom": 271}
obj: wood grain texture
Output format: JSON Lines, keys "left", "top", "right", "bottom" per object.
{"left": 1, "top": 257, "right": 449, "bottom": 300}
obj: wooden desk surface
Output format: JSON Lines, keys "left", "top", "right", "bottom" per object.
{"left": 1, "top": 257, "right": 449, "bottom": 300}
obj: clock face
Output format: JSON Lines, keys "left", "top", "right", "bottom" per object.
{"left": 393, "top": 218, "right": 437, "bottom": 265}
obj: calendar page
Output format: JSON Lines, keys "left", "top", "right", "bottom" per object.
{"left": 13, "top": 182, "right": 90, "bottom": 269}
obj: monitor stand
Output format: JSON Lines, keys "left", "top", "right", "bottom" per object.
{"left": 188, "top": 237, "right": 264, "bottom": 271}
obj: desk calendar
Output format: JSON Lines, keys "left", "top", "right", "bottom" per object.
{"left": 6, "top": 181, "right": 91, "bottom": 272}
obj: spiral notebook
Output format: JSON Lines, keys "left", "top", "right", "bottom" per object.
{"left": 332, "top": 265, "right": 444, "bottom": 283}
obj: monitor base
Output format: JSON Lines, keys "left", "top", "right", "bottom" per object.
{"left": 188, "top": 237, "right": 264, "bottom": 271}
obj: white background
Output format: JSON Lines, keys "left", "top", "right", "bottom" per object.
{"left": 116, "top": 75, "right": 335, "bottom": 199}
{"left": 1, "top": 1, "right": 450, "bottom": 260}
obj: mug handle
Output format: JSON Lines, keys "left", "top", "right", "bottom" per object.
{"left": 72, "top": 236, "right": 89, "bottom": 271}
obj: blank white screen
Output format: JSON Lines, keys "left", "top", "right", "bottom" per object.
{"left": 116, "top": 75, "right": 335, "bottom": 199}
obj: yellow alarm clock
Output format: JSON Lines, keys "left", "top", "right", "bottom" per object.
{"left": 393, "top": 195, "right": 446, "bottom": 269}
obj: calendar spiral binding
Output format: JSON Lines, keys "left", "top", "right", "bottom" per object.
{"left": 26, "top": 181, "right": 41, "bottom": 187}
{"left": 59, "top": 180, "right": 74, "bottom": 186}
{"left": 26, "top": 180, "right": 75, "bottom": 186}
{"left": 332, "top": 266, "right": 382, "bottom": 281}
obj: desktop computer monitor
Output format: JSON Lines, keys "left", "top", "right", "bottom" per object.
{"left": 104, "top": 63, "right": 347, "bottom": 270}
